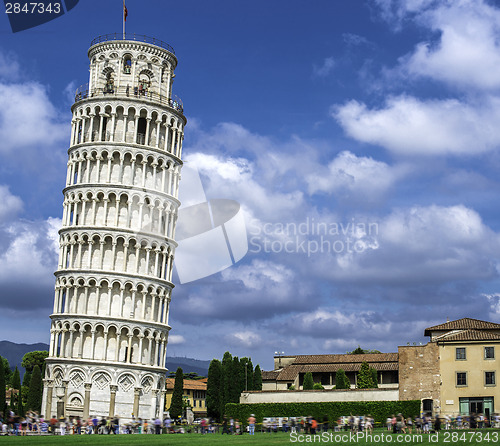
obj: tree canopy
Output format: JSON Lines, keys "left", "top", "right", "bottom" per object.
{"left": 26, "top": 365, "right": 43, "bottom": 413}
{"left": 206, "top": 359, "right": 222, "bottom": 421}
{"left": 253, "top": 365, "right": 262, "bottom": 391}
{"left": 21, "top": 351, "right": 48, "bottom": 374}
{"left": 334, "top": 369, "right": 351, "bottom": 389}
{"left": 168, "top": 367, "right": 184, "bottom": 419}
{"left": 0, "top": 356, "right": 6, "bottom": 417}
{"left": 303, "top": 372, "right": 314, "bottom": 390}
{"left": 11, "top": 367, "right": 21, "bottom": 390}
{"left": 347, "top": 346, "right": 381, "bottom": 355}
{"left": 206, "top": 352, "right": 262, "bottom": 421}
{"left": 1, "top": 356, "right": 12, "bottom": 386}
{"left": 356, "top": 361, "right": 377, "bottom": 389}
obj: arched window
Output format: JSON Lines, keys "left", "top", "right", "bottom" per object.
{"left": 137, "top": 72, "right": 151, "bottom": 97}
{"left": 123, "top": 55, "right": 132, "bottom": 74}
{"left": 105, "top": 72, "right": 114, "bottom": 94}
{"left": 137, "top": 118, "right": 147, "bottom": 145}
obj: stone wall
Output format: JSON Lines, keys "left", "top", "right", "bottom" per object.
{"left": 240, "top": 388, "right": 399, "bottom": 404}
{"left": 398, "top": 343, "right": 440, "bottom": 411}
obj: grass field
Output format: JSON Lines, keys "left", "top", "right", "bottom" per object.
{"left": 0, "top": 429, "right": 498, "bottom": 445}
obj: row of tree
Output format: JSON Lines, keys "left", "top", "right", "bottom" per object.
{"left": 206, "top": 352, "right": 262, "bottom": 421}
{"left": 0, "top": 351, "right": 48, "bottom": 418}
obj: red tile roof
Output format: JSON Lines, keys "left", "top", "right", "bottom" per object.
{"left": 424, "top": 318, "right": 500, "bottom": 336}
{"left": 292, "top": 353, "right": 398, "bottom": 364}
{"left": 275, "top": 362, "right": 398, "bottom": 381}
{"left": 435, "top": 329, "right": 500, "bottom": 342}
{"left": 165, "top": 378, "right": 207, "bottom": 390}
{"left": 264, "top": 353, "right": 399, "bottom": 382}
{"left": 262, "top": 370, "right": 280, "bottom": 380}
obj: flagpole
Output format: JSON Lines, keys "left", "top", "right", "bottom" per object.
{"left": 123, "top": 0, "right": 126, "bottom": 39}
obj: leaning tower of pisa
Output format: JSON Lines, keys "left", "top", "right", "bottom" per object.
{"left": 41, "top": 34, "right": 186, "bottom": 422}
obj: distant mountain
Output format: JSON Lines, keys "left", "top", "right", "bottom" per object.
{"left": 165, "top": 356, "right": 210, "bottom": 377}
{"left": 0, "top": 340, "right": 210, "bottom": 378}
{"left": 0, "top": 341, "right": 49, "bottom": 378}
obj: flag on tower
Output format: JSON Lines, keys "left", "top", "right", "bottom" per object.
{"left": 124, "top": 1, "right": 128, "bottom": 22}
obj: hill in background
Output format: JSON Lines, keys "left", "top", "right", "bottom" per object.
{"left": 0, "top": 341, "right": 210, "bottom": 378}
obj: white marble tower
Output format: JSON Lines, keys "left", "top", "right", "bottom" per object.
{"left": 42, "top": 34, "right": 186, "bottom": 422}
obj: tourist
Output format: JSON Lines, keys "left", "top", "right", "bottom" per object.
{"left": 92, "top": 415, "right": 98, "bottom": 434}
{"left": 154, "top": 417, "right": 162, "bottom": 434}
{"left": 164, "top": 416, "right": 171, "bottom": 433}
{"left": 20, "top": 418, "right": 27, "bottom": 436}
{"left": 310, "top": 417, "right": 318, "bottom": 435}
{"left": 222, "top": 416, "right": 229, "bottom": 434}
{"left": 247, "top": 413, "right": 256, "bottom": 435}
{"left": 365, "top": 415, "right": 373, "bottom": 433}
{"left": 434, "top": 413, "right": 441, "bottom": 431}
{"left": 322, "top": 415, "right": 329, "bottom": 432}
{"left": 59, "top": 417, "right": 66, "bottom": 435}
{"left": 49, "top": 415, "right": 57, "bottom": 434}
{"left": 406, "top": 416, "right": 413, "bottom": 434}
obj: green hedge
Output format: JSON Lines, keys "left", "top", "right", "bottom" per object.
{"left": 225, "top": 400, "right": 420, "bottom": 425}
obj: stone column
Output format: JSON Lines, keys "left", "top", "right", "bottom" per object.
{"left": 145, "top": 117, "right": 151, "bottom": 146}
{"left": 137, "top": 334, "right": 144, "bottom": 364}
{"left": 151, "top": 389, "right": 159, "bottom": 420}
{"left": 83, "top": 383, "right": 92, "bottom": 419}
{"left": 109, "top": 385, "right": 118, "bottom": 417}
{"left": 60, "top": 379, "right": 69, "bottom": 418}
{"left": 133, "top": 387, "right": 141, "bottom": 418}
{"left": 126, "top": 334, "right": 133, "bottom": 363}
{"left": 133, "top": 115, "right": 139, "bottom": 143}
{"left": 110, "top": 112, "right": 116, "bottom": 143}
{"left": 44, "top": 379, "right": 54, "bottom": 418}
{"left": 159, "top": 390, "right": 166, "bottom": 421}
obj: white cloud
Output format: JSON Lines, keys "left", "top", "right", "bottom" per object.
{"left": 342, "top": 33, "right": 372, "bottom": 47}
{"left": 221, "top": 259, "right": 293, "bottom": 291}
{"left": 313, "top": 57, "right": 335, "bottom": 77}
{"left": 306, "top": 150, "right": 403, "bottom": 199}
{"left": 374, "top": 0, "right": 445, "bottom": 29}
{"left": 0, "top": 217, "right": 59, "bottom": 310}
{"left": 226, "top": 330, "right": 262, "bottom": 348}
{"left": 0, "top": 81, "right": 67, "bottom": 154}
{"left": 399, "top": 0, "right": 500, "bottom": 91}
{"left": 484, "top": 294, "right": 500, "bottom": 320}
{"left": 168, "top": 335, "right": 186, "bottom": 345}
{"left": 63, "top": 81, "right": 77, "bottom": 105}
{"left": 333, "top": 95, "right": 500, "bottom": 155}
{"left": 185, "top": 151, "right": 304, "bottom": 221}
{"left": 0, "top": 185, "right": 23, "bottom": 223}
{"left": 0, "top": 51, "right": 20, "bottom": 79}
{"left": 317, "top": 204, "right": 500, "bottom": 283}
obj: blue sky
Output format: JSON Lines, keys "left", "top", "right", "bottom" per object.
{"left": 2, "top": 0, "right": 500, "bottom": 371}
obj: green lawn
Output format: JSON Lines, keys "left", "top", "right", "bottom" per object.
{"left": 1, "top": 429, "right": 498, "bottom": 445}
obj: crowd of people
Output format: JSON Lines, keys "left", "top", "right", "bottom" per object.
{"left": 0, "top": 410, "right": 189, "bottom": 435}
{"left": 384, "top": 413, "right": 500, "bottom": 434}
{"left": 2, "top": 409, "right": 499, "bottom": 435}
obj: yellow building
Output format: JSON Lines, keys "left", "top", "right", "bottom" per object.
{"left": 164, "top": 378, "right": 207, "bottom": 417}
{"left": 425, "top": 318, "right": 500, "bottom": 417}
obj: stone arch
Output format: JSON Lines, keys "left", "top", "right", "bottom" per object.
{"left": 117, "top": 372, "right": 136, "bottom": 392}
{"left": 91, "top": 370, "right": 112, "bottom": 390}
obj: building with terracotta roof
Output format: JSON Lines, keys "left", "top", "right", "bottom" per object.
{"left": 263, "top": 353, "right": 399, "bottom": 391}
{"left": 399, "top": 317, "right": 500, "bottom": 417}
{"left": 165, "top": 378, "right": 207, "bottom": 418}
{"left": 248, "top": 318, "right": 500, "bottom": 417}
